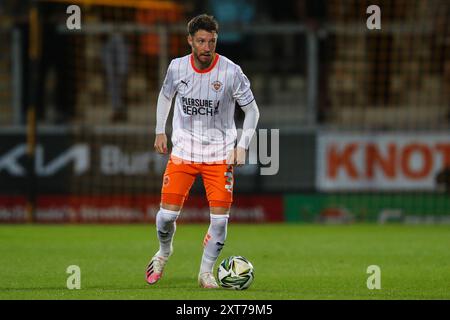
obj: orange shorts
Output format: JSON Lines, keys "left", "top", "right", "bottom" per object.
{"left": 161, "top": 156, "right": 234, "bottom": 209}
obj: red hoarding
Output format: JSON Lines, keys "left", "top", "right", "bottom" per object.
{"left": 0, "top": 195, "right": 284, "bottom": 223}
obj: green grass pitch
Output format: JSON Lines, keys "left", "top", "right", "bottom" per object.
{"left": 0, "top": 224, "right": 449, "bottom": 299}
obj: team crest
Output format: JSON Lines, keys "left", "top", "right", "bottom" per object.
{"left": 163, "top": 175, "right": 170, "bottom": 187}
{"left": 212, "top": 81, "right": 223, "bottom": 92}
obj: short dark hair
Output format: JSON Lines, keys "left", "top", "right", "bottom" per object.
{"left": 187, "top": 14, "right": 219, "bottom": 36}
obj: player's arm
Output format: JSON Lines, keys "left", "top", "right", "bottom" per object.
{"left": 228, "top": 65, "right": 259, "bottom": 166}
{"left": 154, "top": 90, "right": 172, "bottom": 154}
{"left": 154, "top": 61, "right": 176, "bottom": 154}
{"left": 229, "top": 100, "right": 260, "bottom": 166}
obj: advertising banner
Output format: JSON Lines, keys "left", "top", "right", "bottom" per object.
{"left": 0, "top": 195, "right": 284, "bottom": 223}
{"left": 317, "top": 132, "right": 450, "bottom": 191}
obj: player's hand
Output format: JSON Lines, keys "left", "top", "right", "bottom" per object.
{"left": 227, "top": 147, "right": 246, "bottom": 167}
{"left": 154, "top": 133, "right": 168, "bottom": 154}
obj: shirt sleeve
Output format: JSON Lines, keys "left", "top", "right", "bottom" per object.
{"left": 237, "top": 100, "right": 260, "bottom": 149}
{"left": 232, "top": 66, "right": 255, "bottom": 107}
{"left": 155, "top": 90, "right": 172, "bottom": 134}
{"left": 161, "top": 60, "right": 176, "bottom": 100}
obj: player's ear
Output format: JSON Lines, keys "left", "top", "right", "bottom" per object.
{"left": 187, "top": 35, "right": 193, "bottom": 47}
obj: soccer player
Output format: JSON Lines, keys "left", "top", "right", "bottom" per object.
{"left": 145, "top": 14, "right": 260, "bottom": 289}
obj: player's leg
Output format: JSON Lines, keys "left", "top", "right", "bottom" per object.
{"left": 155, "top": 206, "right": 179, "bottom": 258}
{"left": 152, "top": 202, "right": 182, "bottom": 260}
{"left": 146, "top": 156, "right": 197, "bottom": 285}
{"left": 198, "top": 164, "right": 233, "bottom": 288}
{"left": 146, "top": 207, "right": 179, "bottom": 285}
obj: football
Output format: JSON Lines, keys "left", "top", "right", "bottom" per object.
{"left": 217, "top": 256, "right": 254, "bottom": 290}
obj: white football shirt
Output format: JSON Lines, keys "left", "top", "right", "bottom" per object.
{"left": 161, "top": 53, "right": 255, "bottom": 163}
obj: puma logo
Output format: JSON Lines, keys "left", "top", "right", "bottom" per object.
{"left": 181, "top": 80, "right": 189, "bottom": 86}
{"left": 216, "top": 242, "right": 225, "bottom": 253}
{"left": 158, "top": 230, "right": 170, "bottom": 239}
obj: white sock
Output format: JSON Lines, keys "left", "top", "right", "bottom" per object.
{"left": 200, "top": 214, "right": 229, "bottom": 274}
{"left": 155, "top": 207, "right": 180, "bottom": 258}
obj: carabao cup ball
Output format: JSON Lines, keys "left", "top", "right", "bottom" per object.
{"left": 217, "top": 256, "right": 254, "bottom": 290}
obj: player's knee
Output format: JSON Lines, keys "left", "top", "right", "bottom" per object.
{"left": 210, "top": 204, "right": 230, "bottom": 215}
{"left": 161, "top": 202, "right": 182, "bottom": 211}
